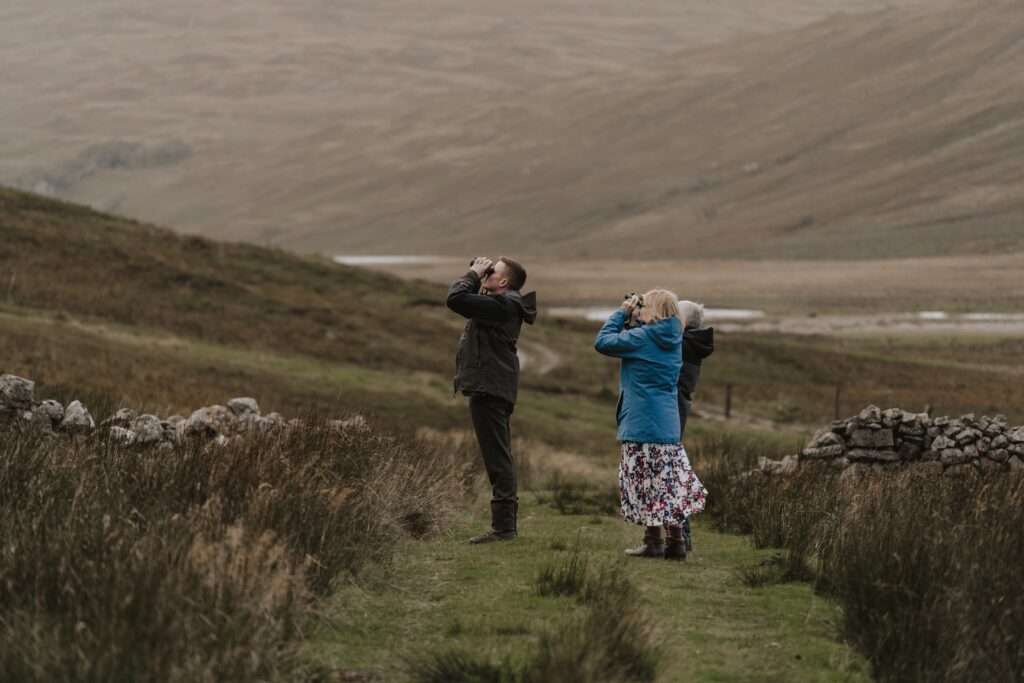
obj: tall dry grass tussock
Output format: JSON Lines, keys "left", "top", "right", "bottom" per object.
{"left": 707, "top": 443, "right": 1024, "bottom": 683}
{"left": 0, "top": 417, "right": 474, "bottom": 682}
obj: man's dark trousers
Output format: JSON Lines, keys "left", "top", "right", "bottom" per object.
{"left": 469, "top": 393, "right": 518, "bottom": 534}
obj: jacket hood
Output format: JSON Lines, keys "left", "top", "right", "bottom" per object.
{"left": 646, "top": 315, "right": 682, "bottom": 350}
{"left": 683, "top": 326, "right": 715, "bottom": 359}
{"left": 507, "top": 290, "right": 538, "bottom": 324}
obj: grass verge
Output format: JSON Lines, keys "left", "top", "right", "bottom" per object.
{"left": 712, "top": 460, "right": 1024, "bottom": 681}
{"left": 306, "top": 500, "right": 869, "bottom": 682}
{"left": 0, "top": 418, "right": 473, "bottom": 681}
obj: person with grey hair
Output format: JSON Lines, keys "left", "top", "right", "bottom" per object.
{"left": 677, "top": 301, "right": 713, "bottom": 438}
{"left": 677, "top": 300, "right": 714, "bottom": 552}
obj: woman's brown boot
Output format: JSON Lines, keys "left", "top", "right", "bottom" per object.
{"left": 625, "top": 534, "right": 664, "bottom": 558}
{"left": 664, "top": 537, "right": 687, "bottom": 562}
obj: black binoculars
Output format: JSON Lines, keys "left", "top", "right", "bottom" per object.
{"left": 470, "top": 257, "right": 496, "bottom": 277}
{"left": 624, "top": 292, "right": 645, "bottom": 308}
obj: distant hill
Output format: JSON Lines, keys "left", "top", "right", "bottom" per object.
{"left": 262, "top": 0, "right": 1022, "bottom": 259}
{"left": 0, "top": 0, "right": 942, "bottom": 259}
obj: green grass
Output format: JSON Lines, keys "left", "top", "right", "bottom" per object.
{"left": 0, "top": 301, "right": 804, "bottom": 463}
{"left": 3, "top": 186, "right": 1021, "bottom": 680}
{"left": 696, "top": 331, "right": 1024, "bottom": 425}
{"left": 5, "top": 183, "right": 1023, "bottom": 436}
{"left": 307, "top": 500, "right": 870, "bottom": 682}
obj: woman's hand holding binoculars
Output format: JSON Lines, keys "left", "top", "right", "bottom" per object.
{"left": 622, "top": 293, "right": 643, "bottom": 314}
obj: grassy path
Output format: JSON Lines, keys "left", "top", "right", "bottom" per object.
{"left": 308, "top": 500, "right": 869, "bottom": 682}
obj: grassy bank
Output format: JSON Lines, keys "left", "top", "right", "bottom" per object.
{"left": 5, "top": 186, "right": 1024, "bottom": 436}
{"left": 0, "top": 419, "right": 474, "bottom": 681}
{"left": 708, "top": 462, "right": 1024, "bottom": 682}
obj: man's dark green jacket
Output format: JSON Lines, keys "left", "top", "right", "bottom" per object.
{"left": 446, "top": 271, "right": 537, "bottom": 405}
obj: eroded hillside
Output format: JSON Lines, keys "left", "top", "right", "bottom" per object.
{"left": 0, "top": 0, "right": 946, "bottom": 258}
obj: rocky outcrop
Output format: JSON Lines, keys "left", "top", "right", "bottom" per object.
{"left": 0, "top": 372, "right": 367, "bottom": 447}
{"left": 758, "top": 405, "right": 1024, "bottom": 478}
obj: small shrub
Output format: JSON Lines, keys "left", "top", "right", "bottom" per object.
{"left": 548, "top": 477, "right": 619, "bottom": 516}
{"left": 685, "top": 431, "right": 801, "bottom": 531}
{"left": 523, "top": 591, "right": 659, "bottom": 683}
{"left": 536, "top": 551, "right": 588, "bottom": 597}
{"left": 580, "top": 565, "right": 638, "bottom": 606}
{"left": 737, "top": 552, "right": 813, "bottom": 588}
{"left": 408, "top": 564, "right": 658, "bottom": 683}
{"left": 406, "top": 650, "right": 517, "bottom": 683}
{"left": 737, "top": 559, "right": 784, "bottom": 589}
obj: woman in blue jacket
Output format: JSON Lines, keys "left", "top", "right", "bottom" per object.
{"left": 595, "top": 290, "right": 708, "bottom": 561}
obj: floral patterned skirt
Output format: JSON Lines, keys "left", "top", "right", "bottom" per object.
{"left": 619, "top": 441, "right": 707, "bottom": 527}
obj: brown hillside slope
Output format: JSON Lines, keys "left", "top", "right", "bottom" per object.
{"left": 2, "top": 0, "right": 926, "bottom": 255}
{"left": 265, "top": 0, "right": 1022, "bottom": 259}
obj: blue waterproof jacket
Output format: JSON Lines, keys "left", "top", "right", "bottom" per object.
{"left": 594, "top": 309, "right": 683, "bottom": 444}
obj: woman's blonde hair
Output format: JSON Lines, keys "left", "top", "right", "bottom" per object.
{"left": 642, "top": 289, "right": 680, "bottom": 322}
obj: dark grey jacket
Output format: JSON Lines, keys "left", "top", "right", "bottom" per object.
{"left": 446, "top": 271, "right": 538, "bottom": 405}
{"left": 678, "top": 326, "right": 715, "bottom": 402}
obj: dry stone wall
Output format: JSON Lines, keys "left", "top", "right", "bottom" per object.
{"left": 758, "top": 405, "right": 1024, "bottom": 481}
{"left": 0, "top": 373, "right": 368, "bottom": 447}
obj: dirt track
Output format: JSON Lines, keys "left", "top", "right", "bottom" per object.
{"left": 517, "top": 340, "right": 562, "bottom": 375}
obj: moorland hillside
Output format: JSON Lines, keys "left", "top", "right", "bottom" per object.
{"left": 3, "top": 186, "right": 1023, "bottom": 437}
{"left": 0, "top": 186, "right": 627, "bottom": 453}
{"left": 0, "top": 0, "right": 946, "bottom": 258}
{"left": 262, "top": 0, "right": 1023, "bottom": 259}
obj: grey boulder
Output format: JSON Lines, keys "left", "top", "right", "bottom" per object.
{"left": 849, "top": 428, "right": 894, "bottom": 449}
{"left": 848, "top": 448, "right": 898, "bottom": 463}
{"left": 35, "top": 399, "right": 65, "bottom": 427}
{"left": 59, "top": 400, "right": 95, "bottom": 432}
{"left": 0, "top": 374, "right": 34, "bottom": 408}
{"left": 228, "top": 397, "right": 260, "bottom": 419}
{"left": 809, "top": 429, "right": 845, "bottom": 449}
{"left": 989, "top": 449, "right": 1010, "bottom": 463}
{"left": 941, "top": 448, "right": 967, "bottom": 466}
{"left": 101, "top": 408, "right": 138, "bottom": 429}
{"left": 802, "top": 445, "right": 845, "bottom": 459}
{"left": 858, "top": 405, "right": 882, "bottom": 425}
{"left": 132, "top": 414, "right": 165, "bottom": 445}
{"left": 108, "top": 426, "right": 137, "bottom": 445}
{"left": 182, "top": 405, "right": 237, "bottom": 438}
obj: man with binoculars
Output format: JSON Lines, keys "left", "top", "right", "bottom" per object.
{"left": 446, "top": 256, "right": 537, "bottom": 544}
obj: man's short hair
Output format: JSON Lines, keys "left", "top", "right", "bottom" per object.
{"left": 678, "top": 300, "right": 705, "bottom": 328}
{"left": 498, "top": 256, "right": 527, "bottom": 290}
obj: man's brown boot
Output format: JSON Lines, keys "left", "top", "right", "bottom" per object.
{"left": 624, "top": 534, "right": 664, "bottom": 558}
{"left": 468, "top": 529, "right": 516, "bottom": 544}
{"left": 664, "top": 537, "right": 687, "bottom": 562}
